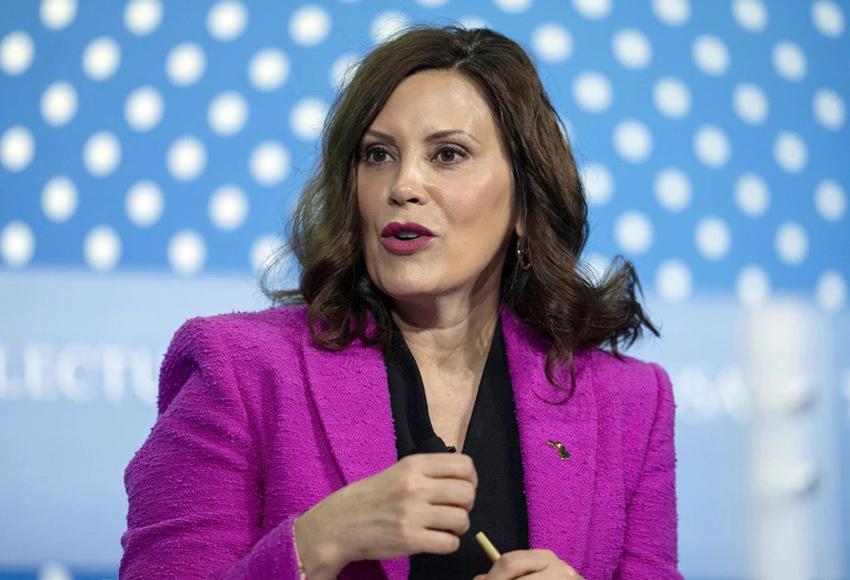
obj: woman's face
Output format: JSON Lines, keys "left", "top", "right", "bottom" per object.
{"left": 357, "top": 69, "right": 517, "bottom": 305}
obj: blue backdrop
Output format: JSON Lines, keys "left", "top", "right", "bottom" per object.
{"left": 1, "top": 1, "right": 848, "bottom": 578}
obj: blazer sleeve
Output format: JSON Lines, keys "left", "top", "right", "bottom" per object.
{"left": 119, "top": 317, "right": 304, "bottom": 579}
{"left": 613, "top": 362, "right": 684, "bottom": 580}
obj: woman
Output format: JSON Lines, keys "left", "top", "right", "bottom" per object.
{"left": 120, "top": 25, "right": 682, "bottom": 580}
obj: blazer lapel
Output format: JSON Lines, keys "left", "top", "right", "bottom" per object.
{"left": 301, "top": 315, "right": 410, "bottom": 580}
{"left": 500, "top": 305, "right": 597, "bottom": 572}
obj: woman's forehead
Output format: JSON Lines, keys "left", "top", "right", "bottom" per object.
{"left": 367, "top": 70, "right": 498, "bottom": 141}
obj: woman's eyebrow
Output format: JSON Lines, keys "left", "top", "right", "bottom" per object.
{"left": 363, "top": 128, "right": 480, "bottom": 144}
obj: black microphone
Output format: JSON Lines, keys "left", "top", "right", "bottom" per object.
{"left": 419, "top": 434, "right": 456, "bottom": 453}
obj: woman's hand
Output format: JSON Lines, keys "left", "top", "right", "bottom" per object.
{"left": 472, "top": 549, "right": 585, "bottom": 580}
{"left": 294, "top": 453, "right": 478, "bottom": 579}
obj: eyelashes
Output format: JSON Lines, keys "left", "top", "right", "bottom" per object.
{"left": 360, "top": 144, "right": 469, "bottom": 166}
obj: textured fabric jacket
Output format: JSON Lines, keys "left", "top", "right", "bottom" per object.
{"left": 120, "top": 304, "right": 683, "bottom": 579}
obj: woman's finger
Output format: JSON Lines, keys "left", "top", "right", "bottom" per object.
{"left": 409, "top": 452, "right": 478, "bottom": 487}
{"left": 481, "top": 549, "right": 547, "bottom": 579}
{"left": 479, "top": 548, "right": 581, "bottom": 580}
{"left": 424, "top": 477, "right": 476, "bottom": 509}
{"left": 422, "top": 504, "right": 470, "bottom": 535}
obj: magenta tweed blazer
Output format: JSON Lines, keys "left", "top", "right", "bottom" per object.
{"left": 120, "top": 303, "right": 683, "bottom": 579}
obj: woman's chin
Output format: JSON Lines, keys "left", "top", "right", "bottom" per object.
{"left": 381, "top": 284, "right": 438, "bottom": 302}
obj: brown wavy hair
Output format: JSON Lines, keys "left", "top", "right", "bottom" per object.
{"left": 261, "top": 24, "right": 658, "bottom": 396}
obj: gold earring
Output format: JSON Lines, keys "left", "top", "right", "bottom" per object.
{"left": 516, "top": 239, "right": 531, "bottom": 270}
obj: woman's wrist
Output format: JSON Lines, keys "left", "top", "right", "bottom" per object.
{"left": 293, "top": 512, "right": 345, "bottom": 579}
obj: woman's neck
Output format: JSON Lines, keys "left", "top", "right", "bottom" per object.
{"left": 389, "top": 291, "right": 500, "bottom": 381}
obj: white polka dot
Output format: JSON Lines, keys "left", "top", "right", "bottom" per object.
{"left": 812, "top": 1, "right": 845, "bottom": 38}
{"left": 692, "top": 35, "right": 729, "bottom": 76}
{"left": 415, "top": 0, "right": 449, "bottom": 6}
{"left": 209, "top": 184, "right": 248, "bottom": 230}
{"left": 249, "top": 48, "right": 289, "bottom": 91}
{"left": 330, "top": 52, "right": 360, "bottom": 90}
{"left": 250, "top": 234, "right": 280, "bottom": 273}
{"left": 208, "top": 91, "right": 248, "bottom": 136}
{"left": 693, "top": 125, "right": 730, "bottom": 168}
{"left": 82, "top": 36, "right": 121, "bottom": 81}
{"left": 1, "top": 31, "right": 35, "bottom": 75}
{"left": 208, "top": 1, "right": 247, "bottom": 41}
{"left": 1, "top": 221, "right": 35, "bottom": 268}
{"left": 773, "top": 131, "right": 808, "bottom": 174}
{"left": 814, "top": 179, "right": 846, "bottom": 222}
{"left": 532, "top": 23, "right": 573, "bottom": 63}
{"left": 656, "top": 259, "right": 692, "bottom": 303}
{"left": 572, "top": 0, "right": 611, "bottom": 19}
{"left": 41, "top": 176, "right": 78, "bottom": 222}
{"left": 613, "top": 119, "right": 652, "bottom": 163}
{"left": 653, "top": 77, "right": 690, "bottom": 119}
{"left": 41, "top": 0, "right": 77, "bottom": 30}
{"left": 168, "top": 230, "right": 206, "bottom": 276}
{"left": 581, "top": 162, "right": 614, "bottom": 206}
{"left": 1, "top": 126, "right": 36, "bottom": 172}
{"left": 125, "top": 180, "right": 164, "bottom": 227}
{"left": 250, "top": 141, "right": 289, "bottom": 186}
{"left": 732, "top": 0, "right": 768, "bottom": 32}
{"left": 166, "top": 42, "right": 205, "bottom": 86}
{"left": 290, "top": 97, "right": 327, "bottom": 141}
{"left": 124, "top": 0, "right": 162, "bottom": 36}
{"left": 654, "top": 167, "right": 691, "bottom": 212}
{"left": 612, "top": 29, "right": 652, "bottom": 69}
{"left": 735, "top": 173, "right": 770, "bottom": 217}
{"left": 614, "top": 211, "right": 653, "bottom": 255}
{"left": 773, "top": 41, "right": 806, "bottom": 82}
{"left": 37, "top": 561, "right": 72, "bottom": 580}
{"left": 125, "top": 86, "right": 163, "bottom": 132}
{"left": 40, "top": 81, "right": 78, "bottom": 126}
{"left": 459, "top": 16, "right": 489, "bottom": 29}
{"left": 494, "top": 0, "right": 533, "bottom": 13}
{"left": 736, "top": 265, "right": 770, "bottom": 307}
{"left": 290, "top": 4, "right": 331, "bottom": 46}
{"left": 695, "top": 216, "right": 731, "bottom": 260}
{"left": 83, "top": 131, "right": 121, "bottom": 177}
{"left": 370, "top": 11, "right": 409, "bottom": 44}
{"left": 167, "top": 136, "right": 206, "bottom": 181}
{"left": 775, "top": 222, "right": 808, "bottom": 265}
{"left": 733, "top": 83, "right": 769, "bottom": 125}
{"left": 816, "top": 270, "right": 847, "bottom": 312}
{"left": 813, "top": 88, "right": 845, "bottom": 130}
{"left": 84, "top": 225, "right": 121, "bottom": 272}
{"left": 652, "top": 0, "right": 689, "bottom": 26}
{"left": 572, "top": 71, "right": 612, "bottom": 113}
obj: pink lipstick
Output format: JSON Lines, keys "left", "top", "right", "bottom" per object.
{"left": 380, "top": 222, "right": 434, "bottom": 255}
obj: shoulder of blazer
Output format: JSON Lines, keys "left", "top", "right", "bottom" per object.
{"left": 580, "top": 347, "right": 666, "bottom": 403}
{"left": 157, "top": 305, "right": 312, "bottom": 413}
{"left": 176, "top": 304, "right": 311, "bottom": 354}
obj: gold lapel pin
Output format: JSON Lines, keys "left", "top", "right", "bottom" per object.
{"left": 546, "top": 440, "right": 571, "bottom": 460}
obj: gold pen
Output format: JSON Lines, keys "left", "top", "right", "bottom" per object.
{"left": 475, "top": 531, "right": 501, "bottom": 562}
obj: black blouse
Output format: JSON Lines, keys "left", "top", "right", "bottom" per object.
{"left": 383, "top": 316, "right": 530, "bottom": 579}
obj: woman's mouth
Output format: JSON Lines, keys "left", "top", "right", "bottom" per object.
{"left": 380, "top": 235, "right": 433, "bottom": 254}
{"left": 380, "top": 222, "right": 435, "bottom": 255}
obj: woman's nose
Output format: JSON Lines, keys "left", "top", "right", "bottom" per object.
{"left": 388, "top": 158, "right": 426, "bottom": 205}
{"left": 389, "top": 184, "right": 424, "bottom": 205}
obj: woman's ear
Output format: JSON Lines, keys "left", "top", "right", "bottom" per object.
{"left": 514, "top": 218, "right": 525, "bottom": 238}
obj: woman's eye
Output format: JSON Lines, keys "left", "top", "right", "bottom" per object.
{"left": 435, "top": 146, "right": 467, "bottom": 164}
{"left": 363, "top": 146, "right": 390, "bottom": 164}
